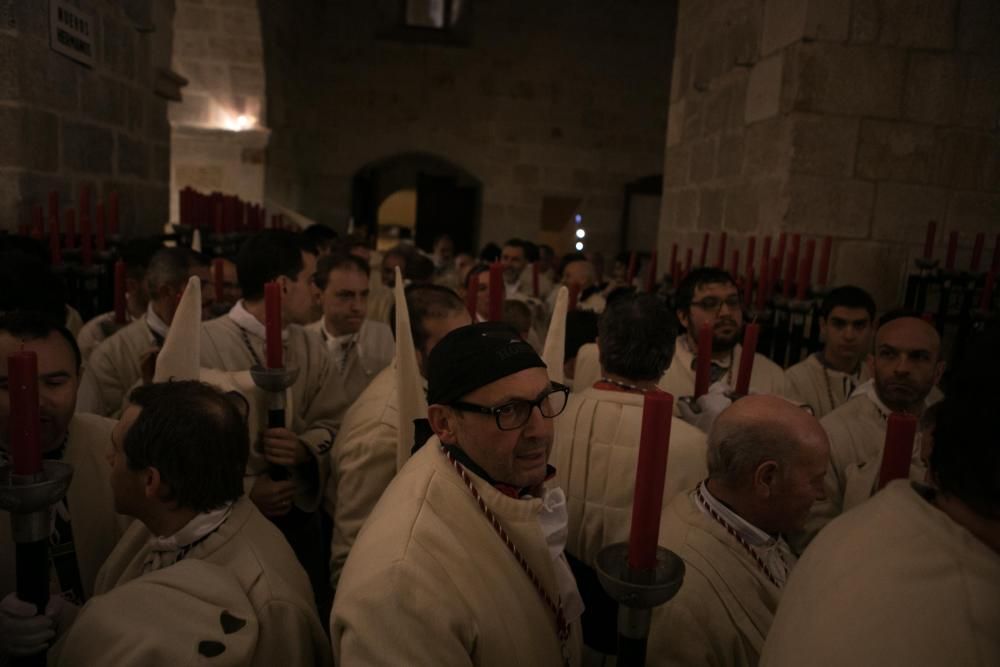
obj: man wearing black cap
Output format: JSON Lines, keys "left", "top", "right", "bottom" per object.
{"left": 330, "top": 322, "right": 584, "bottom": 666}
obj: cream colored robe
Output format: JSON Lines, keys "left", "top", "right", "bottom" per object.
{"left": 783, "top": 353, "right": 868, "bottom": 418}
{"left": 76, "top": 310, "right": 120, "bottom": 364}
{"left": 331, "top": 438, "right": 583, "bottom": 666}
{"left": 650, "top": 492, "right": 783, "bottom": 667}
{"left": 200, "top": 317, "right": 349, "bottom": 511}
{"left": 659, "top": 336, "right": 786, "bottom": 400}
{"left": 76, "top": 316, "right": 154, "bottom": 418}
{"left": 571, "top": 343, "right": 602, "bottom": 393}
{"left": 325, "top": 365, "right": 400, "bottom": 589}
{"left": 762, "top": 481, "right": 1000, "bottom": 667}
{"left": 366, "top": 284, "right": 395, "bottom": 325}
{"left": 551, "top": 386, "right": 708, "bottom": 567}
{"left": 88, "top": 496, "right": 331, "bottom": 667}
{"left": 0, "top": 414, "right": 125, "bottom": 602}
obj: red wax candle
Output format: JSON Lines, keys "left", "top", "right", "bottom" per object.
{"left": 716, "top": 232, "right": 727, "bottom": 269}
{"left": 699, "top": 233, "right": 710, "bottom": 267}
{"left": 264, "top": 281, "right": 283, "bottom": 368}
{"left": 64, "top": 210, "right": 76, "bottom": 250}
{"left": 32, "top": 205, "right": 44, "bottom": 239}
{"left": 465, "top": 270, "right": 479, "bottom": 319}
{"left": 970, "top": 233, "right": 985, "bottom": 273}
{"left": 669, "top": 244, "right": 678, "bottom": 280}
{"left": 684, "top": 247, "right": 693, "bottom": 273}
{"left": 568, "top": 284, "right": 581, "bottom": 312}
{"left": 729, "top": 249, "right": 740, "bottom": 279}
{"left": 627, "top": 390, "right": 674, "bottom": 571}
{"left": 775, "top": 232, "right": 787, "bottom": 270}
{"left": 923, "top": 221, "right": 937, "bottom": 260}
{"left": 756, "top": 260, "right": 769, "bottom": 311}
{"left": 746, "top": 237, "right": 757, "bottom": 274}
{"left": 980, "top": 271, "right": 995, "bottom": 311}
{"left": 79, "top": 185, "right": 90, "bottom": 226}
{"left": 761, "top": 235, "right": 772, "bottom": 276}
{"left": 784, "top": 234, "right": 801, "bottom": 297}
{"left": 795, "top": 239, "right": 816, "bottom": 301}
{"left": 108, "top": 191, "right": 119, "bottom": 235}
{"left": 95, "top": 202, "right": 106, "bottom": 252}
{"left": 625, "top": 251, "right": 637, "bottom": 284}
{"left": 743, "top": 266, "right": 755, "bottom": 309}
{"left": 817, "top": 236, "right": 832, "bottom": 287}
{"left": 769, "top": 256, "right": 782, "bottom": 296}
{"left": 212, "top": 258, "right": 225, "bottom": 304}
{"left": 80, "top": 207, "right": 93, "bottom": 266}
{"left": 878, "top": 413, "right": 918, "bottom": 490}
{"left": 945, "top": 231, "right": 958, "bottom": 271}
{"left": 488, "top": 262, "right": 504, "bottom": 321}
{"left": 693, "top": 322, "right": 713, "bottom": 398}
{"left": 8, "top": 351, "right": 43, "bottom": 476}
{"left": 645, "top": 251, "right": 658, "bottom": 293}
{"left": 734, "top": 323, "right": 760, "bottom": 396}
{"left": 113, "top": 259, "right": 127, "bottom": 324}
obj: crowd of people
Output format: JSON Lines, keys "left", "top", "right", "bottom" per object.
{"left": 0, "top": 226, "right": 996, "bottom": 666}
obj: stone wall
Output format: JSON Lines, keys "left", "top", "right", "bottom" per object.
{"left": 259, "top": 0, "right": 675, "bottom": 254}
{"left": 0, "top": 0, "right": 176, "bottom": 237}
{"left": 659, "top": 0, "right": 1000, "bottom": 309}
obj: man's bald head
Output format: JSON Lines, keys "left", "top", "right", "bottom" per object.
{"left": 871, "top": 315, "right": 944, "bottom": 414}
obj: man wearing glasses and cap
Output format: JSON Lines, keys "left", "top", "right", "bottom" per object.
{"left": 331, "top": 322, "right": 584, "bottom": 666}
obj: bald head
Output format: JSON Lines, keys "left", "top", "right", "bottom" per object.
{"left": 872, "top": 316, "right": 944, "bottom": 414}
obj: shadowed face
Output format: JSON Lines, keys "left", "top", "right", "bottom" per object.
{"left": 679, "top": 281, "right": 743, "bottom": 354}
{"left": 320, "top": 267, "right": 369, "bottom": 336}
{"left": 871, "top": 317, "right": 943, "bottom": 413}
{"left": 821, "top": 306, "right": 872, "bottom": 371}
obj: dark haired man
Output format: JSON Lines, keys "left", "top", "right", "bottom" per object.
{"left": 784, "top": 286, "right": 876, "bottom": 417}
{"left": 326, "top": 284, "right": 470, "bottom": 588}
{"left": 32, "top": 381, "right": 328, "bottom": 666}
{"left": 0, "top": 313, "right": 124, "bottom": 657}
{"left": 332, "top": 322, "right": 583, "bottom": 665}
{"left": 660, "top": 267, "right": 785, "bottom": 400}
{"left": 500, "top": 238, "right": 530, "bottom": 298}
{"left": 307, "top": 253, "right": 393, "bottom": 420}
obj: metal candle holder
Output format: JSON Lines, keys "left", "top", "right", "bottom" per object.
{"left": 595, "top": 542, "right": 686, "bottom": 667}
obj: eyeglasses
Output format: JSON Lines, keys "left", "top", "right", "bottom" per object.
{"left": 690, "top": 295, "right": 741, "bottom": 312}
{"left": 450, "top": 383, "right": 570, "bottom": 431}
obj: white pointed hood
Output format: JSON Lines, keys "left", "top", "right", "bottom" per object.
{"left": 541, "top": 285, "right": 568, "bottom": 384}
{"left": 154, "top": 276, "right": 201, "bottom": 382}
{"left": 394, "top": 266, "right": 428, "bottom": 471}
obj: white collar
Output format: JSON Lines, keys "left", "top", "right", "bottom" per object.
{"left": 142, "top": 502, "right": 233, "bottom": 574}
{"left": 228, "top": 300, "right": 289, "bottom": 341}
{"left": 319, "top": 319, "right": 358, "bottom": 349}
{"left": 697, "top": 481, "right": 775, "bottom": 548}
{"left": 145, "top": 304, "right": 170, "bottom": 340}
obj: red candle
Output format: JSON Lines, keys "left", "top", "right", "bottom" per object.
{"left": 775, "top": 232, "right": 787, "bottom": 271}
{"left": 32, "top": 205, "right": 44, "bottom": 239}
{"left": 7, "top": 351, "right": 43, "bottom": 476}
{"left": 729, "top": 249, "right": 740, "bottom": 279}
{"left": 755, "top": 260, "right": 769, "bottom": 311}
{"left": 113, "top": 259, "right": 127, "bottom": 324}
{"left": 627, "top": 390, "right": 674, "bottom": 571}
{"left": 795, "top": 239, "right": 816, "bottom": 301}
{"left": 734, "top": 323, "right": 760, "bottom": 396}
{"left": 108, "top": 191, "right": 119, "bottom": 235}
{"left": 625, "top": 251, "right": 638, "bottom": 284}
{"left": 568, "top": 283, "right": 581, "bottom": 312}
{"left": 699, "top": 233, "right": 710, "bottom": 267}
{"left": 693, "top": 322, "right": 713, "bottom": 398}
{"left": 488, "top": 262, "right": 504, "bottom": 322}
{"left": 212, "top": 258, "right": 225, "bottom": 304}
{"left": 877, "top": 413, "right": 918, "bottom": 490}
{"left": 761, "top": 235, "right": 772, "bottom": 276}
{"left": 80, "top": 206, "right": 93, "bottom": 267}
{"left": 716, "top": 232, "right": 728, "bottom": 269}
{"left": 64, "top": 209, "right": 76, "bottom": 250}
{"left": 970, "top": 233, "right": 985, "bottom": 273}
{"left": 645, "top": 251, "right": 658, "bottom": 293}
{"left": 769, "top": 256, "right": 782, "bottom": 296}
{"left": 945, "top": 231, "right": 958, "bottom": 271}
{"left": 746, "top": 237, "right": 757, "bottom": 274}
{"left": 79, "top": 185, "right": 90, "bottom": 227}
{"left": 684, "top": 247, "right": 693, "bottom": 274}
{"left": 465, "top": 270, "right": 479, "bottom": 319}
{"left": 817, "top": 236, "right": 832, "bottom": 287}
{"left": 49, "top": 206, "right": 62, "bottom": 266}
{"left": 669, "top": 244, "right": 678, "bottom": 281}
{"left": 743, "top": 266, "right": 755, "bottom": 309}
{"left": 264, "top": 281, "right": 283, "bottom": 368}
{"left": 95, "top": 201, "right": 106, "bottom": 252}
{"left": 784, "top": 234, "right": 801, "bottom": 298}
{"left": 923, "top": 221, "right": 937, "bottom": 260}
{"left": 980, "top": 271, "right": 995, "bottom": 311}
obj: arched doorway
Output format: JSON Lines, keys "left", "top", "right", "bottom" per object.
{"left": 352, "top": 153, "right": 481, "bottom": 254}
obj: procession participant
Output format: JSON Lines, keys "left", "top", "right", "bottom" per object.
{"left": 77, "top": 247, "right": 208, "bottom": 418}
{"left": 784, "top": 286, "right": 875, "bottom": 417}
{"left": 331, "top": 322, "right": 584, "bottom": 666}
{"left": 326, "top": 283, "right": 469, "bottom": 589}
{"left": 650, "top": 396, "right": 829, "bottom": 667}
{"left": 366, "top": 245, "right": 407, "bottom": 324}
{"left": 660, "top": 267, "right": 785, "bottom": 399}
{"left": 500, "top": 238, "right": 531, "bottom": 299}
{"left": 550, "top": 254, "right": 607, "bottom": 314}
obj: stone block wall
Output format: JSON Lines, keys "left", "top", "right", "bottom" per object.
{"left": 0, "top": 0, "right": 175, "bottom": 237}
{"left": 660, "top": 0, "right": 1000, "bottom": 309}
{"left": 259, "top": 0, "right": 674, "bottom": 254}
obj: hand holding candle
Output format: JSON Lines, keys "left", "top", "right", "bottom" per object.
{"left": 734, "top": 323, "right": 760, "bottom": 396}
{"left": 264, "top": 281, "right": 283, "bottom": 369}
{"left": 878, "top": 413, "right": 918, "bottom": 490}
{"left": 627, "top": 390, "right": 674, "bottom": 571}
{"left": 8, "top": 351, "right": 43, "bottom": 476}
{"left": 693, "top": 322, "right": 713, "bottom": 398}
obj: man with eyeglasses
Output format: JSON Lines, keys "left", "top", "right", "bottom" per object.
{"left": 331, "top": 322, "right": 584, "bottom": 666}
{"left": 307, "top": 252, "right": 393, "bottom": 426}
{"left": 660, "top": 267, "right": 786, "bottom": 405}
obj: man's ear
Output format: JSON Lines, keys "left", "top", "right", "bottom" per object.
{"left": 752, "top": 460, "right": 779, "bottom": 498}
{"left": 143, "top": 467, "right": 165, "bottom": 501}
{"left": 428, "top": 405, "right": 459, "bottom": 445}
{"left": 932, "top": 360, "right": 945, "bottom": 387}
{"left": 676, "top": 309, "right": 690, "bottom": 331}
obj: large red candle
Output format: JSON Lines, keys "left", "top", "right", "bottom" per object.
{"left": 699, "top": 233, "right": 710, "bottom": 267}
{"left": 64, "top": 209, "right": 76, "bottom": 250}
{"left": 817, "top": 236, "right": 832, "bottom": 286}
{"left": 970, "top": 233, "right": 985, "bottom": 273}
{"left": 213, "top": 258, "right": 225, "bottom": 304}
{"left": 775, "top": 232, "right": 787, "bottom": 271}
{"left": 113, "top": 259, "right": 127, "bottom": 324}
{"left": 95, "top": 202, "right": 106, "bottom": 252}
{"left": 783, "top": 234, "right": 801, "bottom": 298}
{"left": 716, "top": 232, "right": 728, "bottom": 269}
{"left": 465, "top": 270, "right": 479, "bottom": 320}
{"left": 923, "top": 221, "right": 937, "bottom": 260}
{"left": 645, "top": 251, "right": 658, "bottom": 293}
{"left": 980, "top": 271, "right": 995, "bottom": 311}
{"left": 756, "top": 260, "right": 769, "bottom": 311}
{"left": 627, "top": 390, "right": 674, "bottom": 571}
{"left": 531, "top": 262, "right": 540, "bottom": 298}
{"left": 264, "top": 281, "right": 283, "bottom": 369}
{"left": 729, "top": 249, "right": 740, "bottom": 279}
{"left": 945, "top": 231, "right": 958, "bottom": 271}
{"left": 625, "top": 251, "right": 638, "bottom": 284}
{"left": 878, "top": 413, "right": 918, "bottom": 490}
{"left": 568, "top": 283, "right": 581, "bottom": 312}
{"left": 795, "top": 239, "right": 816, "bottom": 301}
{"left": 7, "top": 351, "right": 43, "bottom": 476}
{"left": 746, "top": 237, "right": 757, "bottom": 274}
{"left": 693, "top": 322, "right": 713, "bottom": 398}
{"left": 734, "top": 323, "right": 760, "bottom": 396}
{"left": 761, "top": 235, "right": 772, "bottom": 277}
{"left": 743, "top": 266, "right": 755, "bottom": 309}
{"left": 488, "top": 262, "right": 504, "bottom": 322}
{"left": 108, "top": 191, "right": 120, "bottom": 235}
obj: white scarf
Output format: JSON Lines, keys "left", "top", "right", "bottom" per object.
{"left": 228, "top": 300, "right": 289, "bottom": 342}
{"left": 145, "top": 303, "right": 170, "bottom": 341}
{"left": 319, "top": 320, "right": 358, "bottom": 372}
{"left": 536, "top": 486, "right": 586, "bottom": 623}
{"left": 142, "top": 502, "right": 233, "bottom": 574}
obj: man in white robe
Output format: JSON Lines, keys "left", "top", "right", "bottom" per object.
{"left": 332, "top": 322, "right": 584, "bottom": 665}
{"left": 762, "top": 388, "right": 999, "bottom": 667}
{"left": 784, "top": 286, "right": 875, "bottom": 417}
{"left": 548, "top": 254, "right": 607, "bottom": 314}
{"left": 77, "top": 247, "right": 209, "bottom": 417}
{"left": 326, "top": 284, "right": 470, "bottom": 588}
{"left": 650, "top": 396, "right": 830, "bottom": 667}
{"left": 306, "top": 252, "right": 393, "bottom": 426}
{"left": 801, "top": 312, "right": 945, "bottom": 545}
{"left": 660, "top": 268, "right": 785, "bottom": 401}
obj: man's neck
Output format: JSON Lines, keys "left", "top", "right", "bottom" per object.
{"left": 820, "top": 349, "right": 861, "bottom": 374}
{"left": 602, "top": 370, "right": 660, "bottom": 392}
{"left": 323, "top": 316, "right": 357, "bottom": 339}
{"left": 242, "top": 298, "right": 266, "bottom": 326}
{"left": 705, "top": 479, "right": 773, "bottom": 535}
{"left": 934, "top": 492, "right": 1000, "bottom": 557}
{"left": 687, "top": 333, "right": 733, "bottom": 362}
{"left": 144, "top": 507, "right": 200, "bottom": 539}
{"left": 874, "top": 387, "right": 925, "bottom": 416}
{"left": 150, "top": 300, "right": 173, "bottom": 327}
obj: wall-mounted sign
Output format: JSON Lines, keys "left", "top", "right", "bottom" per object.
{"left": 50, "top": 0, "right": 95, "bottom": 67}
